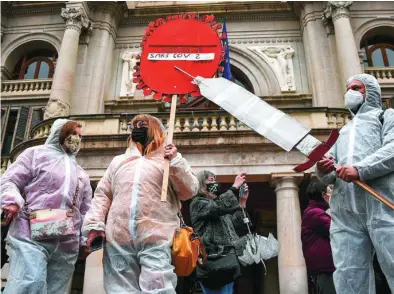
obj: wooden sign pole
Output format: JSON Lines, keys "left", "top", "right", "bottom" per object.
{"left": 161, "top": 94, "right": 178, "bottom": 201}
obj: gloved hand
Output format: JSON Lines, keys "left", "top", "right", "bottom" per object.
{"left": 87, "top": 230, "right": 105, "bottom": 252}
{"left": 316, "top": 156, "right": 335, "bottom": 174}
{"left": 3, "top": 204, "right": 20, "bottom": 225}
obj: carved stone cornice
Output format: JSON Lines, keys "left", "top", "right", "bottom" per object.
{"left": 126, "top": 1, "right": 291, "bottom": 16}
{"left": 115, "top": 37, "right": 302, "bottom": 50}
{"left": 121, "top": 12, "right": 296, "bottom": 25}
{"left": 61, "top": 7, "right": 91, "bottom": 33}
{"left": 3, "top": 1, "right": 65, "bottom": 16}
{"left": 322, "top": 1, "right": 352, "bottom": 24}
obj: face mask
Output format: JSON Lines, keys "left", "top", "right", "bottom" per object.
{"left": 206, "top": 182, "right": 221, "bottom": 195}
{"left": 345, "top": 89, "right": 364, "bottom": 112}
{"left": 64, "top": 134, "right": 81, "bottom": 153}
{"left": 131, "top": 127, "right": 149, "bottom": 146}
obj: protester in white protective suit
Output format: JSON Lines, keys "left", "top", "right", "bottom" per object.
{"left": 1, "top": 119, "right": 92, "bottom": 294}
{"left": 316, "top": 74, "right": 394, "bottom": 293}
{"left": 82, "top": 114, "right": 199, "bottom": 294}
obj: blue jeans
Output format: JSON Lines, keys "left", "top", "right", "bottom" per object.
{"left": 200, "top": 282, "right": 234, "bottom": 294}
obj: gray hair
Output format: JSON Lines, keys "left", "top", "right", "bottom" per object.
{"left": 196, "top": 170, "right": 216, "bottom": 197}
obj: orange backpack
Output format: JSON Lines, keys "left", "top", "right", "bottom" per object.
{"left": 172, "top": 212, "right": 207, "bottom": 276}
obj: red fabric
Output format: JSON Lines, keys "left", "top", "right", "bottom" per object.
{"left": 301, "top": 200, "right": 335, "bottom": 275}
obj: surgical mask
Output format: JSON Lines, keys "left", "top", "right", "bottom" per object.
{"left": 64, "top": 134, "right": 81, "bottom": 153}
{"left": 206, "top": 182, "right": 221, "bottom": 195}
{"left": 345, "top": 89, "right": 364, "bottom": 112}
{"left": 131, "top": 127, "right": 149, "bottom": 145}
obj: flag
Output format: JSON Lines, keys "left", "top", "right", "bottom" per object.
{"left": 221, "top": 21, "right": 233, "bottom": 81}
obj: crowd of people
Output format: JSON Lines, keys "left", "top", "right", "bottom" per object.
{"left": 1, "top": 73, "right": 393, "bottom": 294}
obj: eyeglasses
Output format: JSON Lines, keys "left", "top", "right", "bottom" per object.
{"left": 128, "top": 120, "right": 149, "bottom": 131}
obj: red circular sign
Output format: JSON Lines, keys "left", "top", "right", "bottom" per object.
{"left": 134, "top": 15, "right": 224, "bottom": 102}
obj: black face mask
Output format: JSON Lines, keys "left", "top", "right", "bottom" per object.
{"left": 131, "top": 127, "right": 149, "bottom": 146}
{"left": 206, "top": 182, "right": 221, "bottom": 196}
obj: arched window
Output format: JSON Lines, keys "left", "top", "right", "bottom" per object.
{"left": 230, "top": 65, "right": 254, "bottom": 93}
{"left": 12, "top": 49, "right": 57, "bottom": 79}
{"left": 360, "top": 28, "right": 394, "bottom": 67}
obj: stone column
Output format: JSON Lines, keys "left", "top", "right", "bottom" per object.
{"left": 300, "top": 2, "right": 343, "bottom": 107}
{"left": 323, "top": 1, "right": 362, "bottom": 88}
{"left": 83, "top": 249, "right": 106, "bottom": 294}
{"left": 273, "top": 175, "right": 308, "bottom": 294}
{"left": 44, "top": 4, "right": 91, "bottom": 119}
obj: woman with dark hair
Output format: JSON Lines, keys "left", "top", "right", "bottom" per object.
{"left": 301, "top": 180, "right": 335, "bottom": 294}
{"left": 190, "top": 171, "right": 248, "bottom": 294}
{"left": 1, "top": 119, "right": 92, "bottom": 294}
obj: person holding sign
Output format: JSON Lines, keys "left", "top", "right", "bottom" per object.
{"left": 82, "top": 114, "right": 199, "bottom": 294}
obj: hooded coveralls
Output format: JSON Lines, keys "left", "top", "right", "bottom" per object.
{"left": 0, "top": 119, "right": 92, "bottom": 294}
{"left": 316, "top": 74, "right": 394, "bottom": 293}
{"left": 82, "top": 140, "right": 199, "bottom": 294}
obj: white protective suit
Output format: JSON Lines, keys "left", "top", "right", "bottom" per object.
{"left": 82, "top": 133, "right": 199, "bottom": 293}
{"left": 316, "top": 74, "right": 394, "bottom": 293}
{"left": 1, "top": 119, "right": 92, "bottom": 294}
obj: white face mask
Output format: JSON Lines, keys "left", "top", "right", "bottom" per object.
{"left": 64, "top": 134, "right": 81, "bottom": 153}
{"left": 345, "top": 89, "right": 364, "bottom": 112}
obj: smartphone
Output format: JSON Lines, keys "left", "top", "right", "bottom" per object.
{"left": 90, "top": 236, "right": 104, "bottom": 252}
{"left": 239, "top": 183, "right": 246, "bottom": 198}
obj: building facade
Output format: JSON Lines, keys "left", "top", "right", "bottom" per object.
{"left": 1, "top": 1, "right": 394, "bottom": 293}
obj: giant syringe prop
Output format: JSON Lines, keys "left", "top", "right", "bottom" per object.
{"left": 174, "top": 66, "right": 394, "bottom": 210}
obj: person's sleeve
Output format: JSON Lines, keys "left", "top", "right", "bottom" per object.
{"left": 1, "top": 148, "right": 34, "bottom": 209}
{"left": 82, "top": 159, "right": 115, "bottom": 237}
{"left": 307, "top": 208, "right": 331, "bottom": 237}
{"left": 79, "top": 171, "right": 92, "bottom": 246}
{"left": 354, "top": 109, "right": 394, "bottom": 181}
{"left": 315, "top": 145, "right": 337, "bottom": 185}
{"left": 190, "top": 189, "right": 240, "bottom": 221}
{"left": 169, "top": 152, "right": 199, "bottom": 201}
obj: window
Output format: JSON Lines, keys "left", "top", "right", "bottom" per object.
{"left": 361, "top": 33, "right": 394, "bottom": 67}
{"left": 2, "top": 109, "right": 19, "bottom": 156}
{"left": 12, "top": 49, "right": 57, "bottom": 80}
{"left": 1, "top": 107, "right": 44, "bottom": 156}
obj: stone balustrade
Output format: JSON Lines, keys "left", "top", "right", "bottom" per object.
{"left": 32, "top": 122, "right": 53, "bottom": 139}
{"left": 1, "top": 79, "right": 52, "bottom": 96}
{"left": 364, "top": 67, "right": 394, "bottom": 83}
{"left": 326, "top": 111, "right": 351, "bottom": 129}
{"left": 119, "top": 113, "right": 250, "bottom": 134}
{"left": 30, "top": 109, "right": 350, "bottom": 140}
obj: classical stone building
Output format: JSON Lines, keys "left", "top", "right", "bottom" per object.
{"left": 1, "top": 1, "right": 394, "bottom": 293}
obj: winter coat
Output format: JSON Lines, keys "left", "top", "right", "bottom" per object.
{"left": 301, "top": 200, "right": 335, "bottom": 275}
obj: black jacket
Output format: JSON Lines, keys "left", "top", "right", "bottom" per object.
{"left": 190, "top": 188, "right": 247, "bottom": 256}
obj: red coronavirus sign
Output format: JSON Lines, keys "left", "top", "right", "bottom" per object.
{"left": 134, "top": 14, "right": 224, "bottom": 103}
